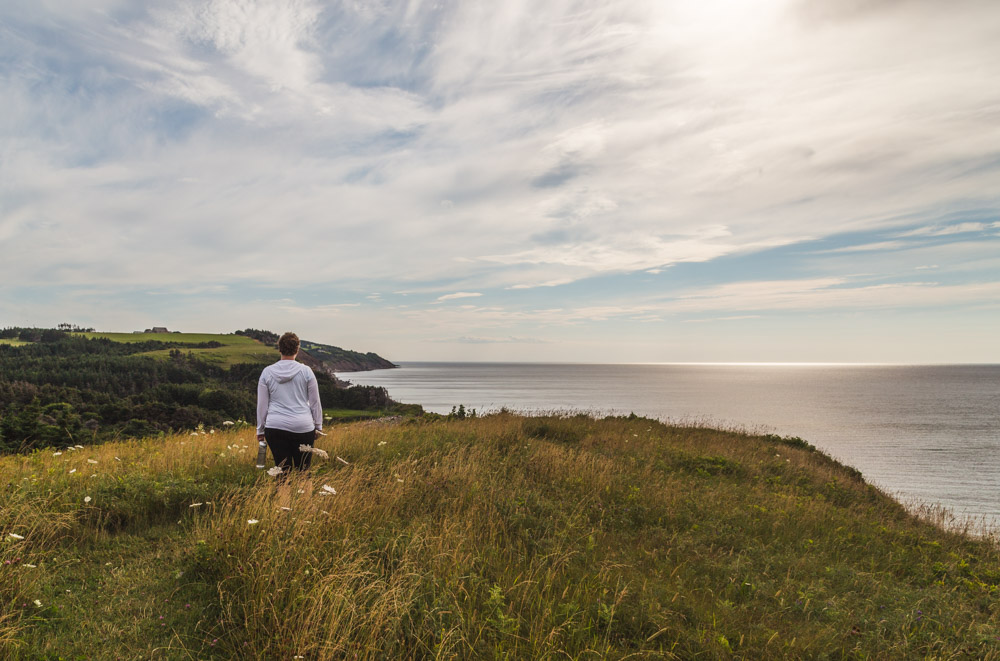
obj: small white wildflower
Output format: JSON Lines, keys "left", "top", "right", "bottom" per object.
{"left": 105, "top": 562, "right": 112, "bottom": 566}
{"left": 8, "top": 533, "right": 24, "bottom": 540}
{"left": 66, "top": 447, "right": 76, "bottom": 451}
{"left": 247, "top": 519, "right": 259, "bottom": 525}
{"left": 189, "top": 502, "right": 203, "bottom": 508}
{"left": 377, "top": 441, "right": 387, "bottom": 446}
{"left": 396, "top": 478, "right": 404, "bottom": 483}
{"left": 87, "top": 459, "right": 98, "bottom": 464}
{"left": 53, "top": 452, "right": 62, "bottom": 456}
{"left": 321, "top": 510, "right": 330, "bottom": 515}
{"left": 266, "top": 466, "right": 283, "bottom": 477}
{"left": 84, "top": 496, "right": 91, "bottom": 503}
{"left": 90, "top": 474, "right": 98, "bottom": 478}
{"left": 210, "top": 429, "right": 215, "bottom": 434}
{"left": 114, "top": 456, "right": 121, "bottom": 461}
{"left": 321, "top": 484, "right": 336, "bottom": 495}
{"left": 24, "top": 564, "right": 36, "bottom": 568}
{"left": 297, "top": 489, "right": 304, "bottom": 494}
{"left": 222, "top": 420, "right": 234, "bottom": 426}
{"left": 69, "top": 469, "right": 77, "bottom": 474}
{"left": 336, "top": 456, "right": 350, "bottom": 466}
{"left": 74, "top": 445, "right": 84, "bottom": 449}
{"left": 34, "top": 600, "right": 42, "bottom": 607}
{"left": 190, "top": 433, "right": 198, "bottom": 437}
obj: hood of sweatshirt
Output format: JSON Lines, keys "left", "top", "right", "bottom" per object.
{"left": 269, "top": 360, "right": 305, "bottom": 384}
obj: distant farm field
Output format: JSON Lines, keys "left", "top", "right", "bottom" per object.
{"left": 0, "top": 339, "right": 28, "bottom": 346}
{"left": 76, "top": 332, "right": 259, "bottom": 345}
{"left": 75, "top": 332, "right": 274, "bottom": 367}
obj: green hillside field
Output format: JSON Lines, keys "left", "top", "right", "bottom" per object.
{"left": 3, "top": 413, "right": 1000, "bottom": 659}
{"left": 75, "top": 332, "right": 273, "bottom": 367}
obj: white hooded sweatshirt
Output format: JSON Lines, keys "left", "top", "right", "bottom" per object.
{"left": 256, "top": 360, "right": 323, "bottom": 435}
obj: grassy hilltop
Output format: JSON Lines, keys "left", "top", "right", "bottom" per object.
{"left": 3, "top": 413, "right": 1000, "bottom": 659}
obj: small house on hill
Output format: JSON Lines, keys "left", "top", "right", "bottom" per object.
{"left": 145, "top": 327, "right": 170, "bottom": 333}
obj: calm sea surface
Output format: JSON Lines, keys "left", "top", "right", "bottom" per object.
{"left": 338, "top": 362, "right": 1000, "bottom": 529}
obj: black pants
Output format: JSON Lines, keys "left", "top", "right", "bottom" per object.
{"left": 264, "top": 427, "right": 315, "bottom": 471}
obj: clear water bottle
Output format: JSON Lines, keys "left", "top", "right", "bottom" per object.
{"left": 256, "top": 440, "right": 267, "bottom": 469}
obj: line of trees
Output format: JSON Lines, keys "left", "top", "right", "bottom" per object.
{"left": 0, "top": 329, "right": 400, "bottom": 454}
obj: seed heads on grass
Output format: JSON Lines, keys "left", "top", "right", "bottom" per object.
{"left": 247, "top": 519, "right": 259, "bottom": 525}
{"left": 299, "top": 444, "right": 329, "bottom": 459}
{"left": 336, "top": 456, "right": 350, "bottom": 466}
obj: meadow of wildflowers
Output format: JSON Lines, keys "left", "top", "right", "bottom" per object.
{"left": 2, "top": 413, "right": 1000, "bottom": 659}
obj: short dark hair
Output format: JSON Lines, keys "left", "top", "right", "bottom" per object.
{"left": 278, "top": 332, "right": 300, "bottom": 357}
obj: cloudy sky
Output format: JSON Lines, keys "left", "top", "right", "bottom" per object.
{"left": 2, "top": 0, "right": 999, "bottom": 363}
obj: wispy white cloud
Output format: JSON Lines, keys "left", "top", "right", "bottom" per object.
{"left": 683, "top": 315, "right": 762, "bottom": 323}
{"left": 437, "top": 292, "right": 483, "bottom": 302}
{"left": 819, "top": 241, "right": 906, "bottom": 254}
{"left": 507, "top": 278, "right": 577, "bottom": 290}
{"left": 434, "top": 335, "right": 551, "bottom": 344}
{"left": 896, "top": 221, "right": 1000, "bottom": 238}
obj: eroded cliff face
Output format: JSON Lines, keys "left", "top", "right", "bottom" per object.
{"left": 296, "top": 342, "right": 396, "bottom": 384}
{"left": 237, "top": 329, "right": 396, "bottom": 379}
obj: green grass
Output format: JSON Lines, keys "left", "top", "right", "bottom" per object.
{"left": 75, "top": 332, "right": 258, "bottom": 345}
{"left": 4, "top": 414, "right": 1000, "bottom": 659}
{"left": 75, "top": 332, "right": 274, "bottom": 367}
{"left": 323, "top": 409, "right": 391, "bottom": 421}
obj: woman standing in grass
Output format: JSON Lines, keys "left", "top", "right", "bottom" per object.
{"left": 256, "top": 332, "right": 323, "bottom": 472}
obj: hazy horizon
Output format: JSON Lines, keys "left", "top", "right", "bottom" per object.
{"left": 3, "top": 0, "right": 999, "bottom": 363}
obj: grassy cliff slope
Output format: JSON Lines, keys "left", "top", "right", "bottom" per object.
{"left": 3, "top": 414, "right": 999, "bottom": 659}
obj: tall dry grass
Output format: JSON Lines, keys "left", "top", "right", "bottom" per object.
{"left": 3, "top": 412, "right": 1000, "bottom": 659}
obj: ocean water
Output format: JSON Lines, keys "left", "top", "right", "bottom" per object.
{"left": 338, "top": 362, "right": 1000, "bottom": 529}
